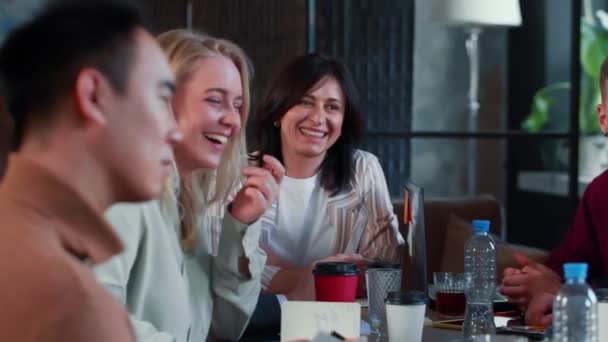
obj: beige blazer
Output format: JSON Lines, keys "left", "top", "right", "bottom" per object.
{"left": 0, "top": 155, "right": 134, "bottom": 342}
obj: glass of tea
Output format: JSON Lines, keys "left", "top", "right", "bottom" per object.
{"left": 433, "top": 272, "right": 466, "bottom": 316}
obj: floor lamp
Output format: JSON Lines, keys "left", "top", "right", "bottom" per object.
{"left": 431, "top": 0, "right": 521, "bottom": 195}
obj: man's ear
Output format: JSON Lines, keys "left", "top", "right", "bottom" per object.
{"left": 598, "top": 103, "right": 607, "bottom": 134}
{"left": 74, "top": 68, "right": 112, "bottom": 127}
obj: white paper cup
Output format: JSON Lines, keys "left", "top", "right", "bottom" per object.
{"left": 596, "top": 289, "right": 608, "bottom": 342}
{"left": 599, "top": 303, "right": 608, "bottom": 342}
{"left": 385, "top": 291, "right": 427, "bottom": 342}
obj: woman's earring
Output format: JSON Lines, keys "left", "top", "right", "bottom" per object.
{"left": 604, "top": 131, "right": 608, "bottom": 137}
{"left": 273, "top": 121, "right": 280, "bottom": 128}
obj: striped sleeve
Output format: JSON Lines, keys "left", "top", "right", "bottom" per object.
{"left": 261, "top": 265, "right": 281, "bottom": 291}
{"left": 357, "top": 151, "right": 405, "bottom": 262}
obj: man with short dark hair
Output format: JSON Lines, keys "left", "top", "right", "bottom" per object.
{"left": 500, "top": 56, "right": 608, "bottom": 326}
{"left": 0, "top": 1, "right": 181, "bottom": 340}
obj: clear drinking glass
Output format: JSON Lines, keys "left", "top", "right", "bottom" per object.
{"left": 433, "top": 272, "right": 466, "bottom": 316}
{"left": 366, "top": 263, "right": 402, "bottom": 338}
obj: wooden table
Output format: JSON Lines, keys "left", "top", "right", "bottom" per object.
{"left": 420, "top": 326, "right": 538, "bottom": 341}
{"left": 247, "top": 306, "right": 540, "bottom": 341}
{"left": 246, "top": 324, "right": 537, "bottom": 341}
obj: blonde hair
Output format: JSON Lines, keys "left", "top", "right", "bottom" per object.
{"left": 157, "top": 29, "right": 252, "bottom": 252}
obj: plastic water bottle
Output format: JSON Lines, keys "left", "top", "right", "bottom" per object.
{"left": 552, "top": 263, "right": 598, "bottom": 342}
{"left": 462, "top": 219, "right": 496, "bottom": 342}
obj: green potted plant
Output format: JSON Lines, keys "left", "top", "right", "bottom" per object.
{"left": 522, "top": 1, "right": 608, "bottom": 177}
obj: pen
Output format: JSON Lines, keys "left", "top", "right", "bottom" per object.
{"left": 330, "top": 331, "right": 346, "bottom": 340}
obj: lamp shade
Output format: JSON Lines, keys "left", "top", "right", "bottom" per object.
{"left": 431, "top": 0, "right": 522, "bottom": 27}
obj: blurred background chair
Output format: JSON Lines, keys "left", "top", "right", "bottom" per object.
{"left": 394, "top": 195, "right": 549, "bottom": 289}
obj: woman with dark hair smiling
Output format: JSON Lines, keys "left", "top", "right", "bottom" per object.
{"left": 252, "top": 54, "right": 404, "bottom": 301}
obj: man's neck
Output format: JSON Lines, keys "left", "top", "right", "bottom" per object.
{"left": 19, "top": 139, "right": 114, "bottom": 213}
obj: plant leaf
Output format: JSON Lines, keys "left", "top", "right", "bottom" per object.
{"left": 581, "top": 19, "right": 608, "bottom": 81}
{"left": 522, "top": 83, "right": 570, "bottom": 133}
{"left": 523, "top": 92, "right": 553, "bottom": 132}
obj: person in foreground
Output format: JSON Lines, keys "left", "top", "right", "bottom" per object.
{"left": 500, "top": 56, "right": 608, "bottom": 326}
{"left": 0, "top": 1, "right": 181, "bottom": 341}
{"left": 253, "top": 53, "right": 403, "bottom": 299}
{"left": 94, "top": 29, "right": 284, "bottom": 341}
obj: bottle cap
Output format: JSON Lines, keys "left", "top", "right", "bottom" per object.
{"left": 563, "top": 262, "right": 588, "bottom": 280}
{"left": 472, "top": 219, "right": 490, "bottom": 233}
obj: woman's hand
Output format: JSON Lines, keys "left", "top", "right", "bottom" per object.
{"left": 229, "top": 155, "right": 284, "bottom": 224}
{"left": 286, "top": 254, "right": 367, "bottom": 301}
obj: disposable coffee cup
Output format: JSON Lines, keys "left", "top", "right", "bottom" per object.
{"left": 385, "top": 291, "right": 427, "bottom": 342}
{"left": 313, "top": 262, "right": 358, "bottom": 302}
{"left": 596, "top": 288, "right": 608, "bottom": 342}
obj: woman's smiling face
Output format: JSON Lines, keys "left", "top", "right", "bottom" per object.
{"left": 171, "top": 55, "right": 243, "bottom": 172}
{"left": 279, "top": 76, "right": 345, "bottom": 162}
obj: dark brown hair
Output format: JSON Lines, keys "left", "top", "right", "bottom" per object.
{"left": 0, "top": 0, "right": 145, "bottom": 150}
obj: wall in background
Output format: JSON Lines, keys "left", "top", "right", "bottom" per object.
{"left": 315, "top": 0, "right": 414, "bottom": 197}
{"left": 0, "top": 0, "right": 44, "bottom": 43}
{"left": 411, "top": 0, "right": 509, "bottom": 202}
{"left": 0, "top": 0, "right": 509, "bottom": 203}
{"left": 190, "top": 0, "right": 308, "bottom": 107}
{"left": 186, "top": 0, "right": 415, "bottom": 197}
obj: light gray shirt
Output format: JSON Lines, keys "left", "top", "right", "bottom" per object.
{"left": 94, "top": 201, "right": 266, "bottom": 341}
